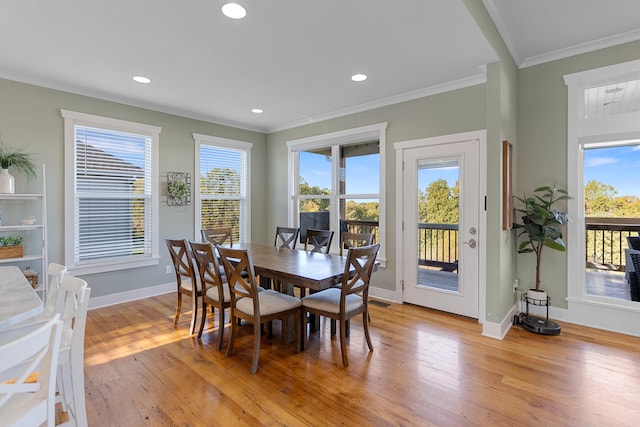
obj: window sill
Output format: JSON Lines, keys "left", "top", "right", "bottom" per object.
{"left": 67, "top": 256, "right": 160, "bottom": 276}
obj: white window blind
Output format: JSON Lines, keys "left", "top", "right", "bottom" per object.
{"left": 62, "top": 110, "right": 160, "bottom": 275}
{"left": 74, "top": 126, "right": 152, "bottom": 262}
{"left": 196, "top": 135, "right": 252, "bottom": 244}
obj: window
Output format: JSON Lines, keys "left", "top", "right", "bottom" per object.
{"left": 194, "top": 134, "right": 252, "bottom": 243}
{"left": 288, "top": 123, "right": 387, "bottom": 266}
{"left": 62, "top": 110, "right": 160, "bottom": 275}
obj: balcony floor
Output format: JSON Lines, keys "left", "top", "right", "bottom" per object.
{"left": 418, "top": 267, "right": 633, "bottom": 302}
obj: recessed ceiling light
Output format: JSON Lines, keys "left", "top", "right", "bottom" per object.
{"left": 133, "top": 76, "right": 151, "bottom": 84}
{"left": 251, "top": 108, "right": 263, "bottom": 114}
{"left": 222, "top": 3, "right": 246, "bottom": 19}
{"left": 351, "top": 73, "right": 367, "bottom": 82}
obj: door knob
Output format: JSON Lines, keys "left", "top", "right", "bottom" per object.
{"left": 463, "top": 238, "right": 476, "bottom": 249}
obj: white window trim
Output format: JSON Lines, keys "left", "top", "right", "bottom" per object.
{"left": 287, "top": 122, "right": 387, "bottom": 267}
{"left": 193, "top": 133, "right": 253, "bottom": 242}
{"left": 564, "top": 59, "right": 640, "bottom": 335}
{"left": 61, "top": 109, "right": 161, "bottom": 275}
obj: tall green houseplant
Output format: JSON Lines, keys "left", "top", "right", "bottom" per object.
{"left": 513, "top": 185, "right": 571, "bottom": 292}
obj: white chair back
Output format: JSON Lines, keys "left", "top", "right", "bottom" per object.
{"left": 54, "top": 274, "right": 91, "bottom": 427}
{"left": 45, "top": 262, "right": 68, "bottom": 314}
{"left": 0, "top": 315, "right": 63, "bottom": 427}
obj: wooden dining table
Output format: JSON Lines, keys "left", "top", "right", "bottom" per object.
{"left": 0, "top": 266, "right": 43, "bottom": 330}
{"left": 231, "top": 242, "right": 350, "bottom": 292}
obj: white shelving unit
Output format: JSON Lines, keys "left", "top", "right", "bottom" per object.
{"left": 0, "top": 164, "right": 48, "bottom": 297}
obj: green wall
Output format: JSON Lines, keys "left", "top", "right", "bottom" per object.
{"left": 0, "top": 78, "right": 266, "bottom": 298}
{"left": 517, "top": 39, "right": 640, "bottom": 308}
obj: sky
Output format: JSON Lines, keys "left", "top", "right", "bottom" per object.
{"left": 584, "top": 144, "right": 640, "bottom": 198}
{"left": 300, "top": 151, "right": 379, "bottom": 194}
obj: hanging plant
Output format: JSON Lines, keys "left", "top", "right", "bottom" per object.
{"left": 167, "top": 172, "right": 191, "bottom": 205}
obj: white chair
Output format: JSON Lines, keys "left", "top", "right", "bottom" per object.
{"left": 53, "top": 274, "right": 91, "bottom": 427}
{"left": 45, "top": 262, "right": 68, "bottom": 310}
{"left": 0, "top": 315, "right": 63, "bottom": 427}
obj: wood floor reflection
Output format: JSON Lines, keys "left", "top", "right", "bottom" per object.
{"left": 81, "top": 293, "right": 640, "bottom": 426}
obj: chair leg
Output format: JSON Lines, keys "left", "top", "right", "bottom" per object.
{"left": 294, "top": 310, "right": 301, "bottom": 354}
{"left": 339, "top": 319, "right": 349, "bottom": 368}
{"left": 174, "top": 292, "right": 183, "bottom": 326}
{"left": 226, "top": 314, "right": 237, "bottom": 357}
{"left": 301, "top": 308, "right": 308, "bottom": 351}
{"left": 216, "top": 306, "right": 225, "bottom": 351}
{"left": 250, "top": 322, "right": 262, "bottom": 374}
{"left": 363, "top": 311, "right": 373, "bottom": 352}
{"left": 331, "top": 318, "right": 336, "bottom": 336}
{"left": 197, "top": 302, "right": 208, "bottom": 338}
{"left": 189, "top": 294, "right": 199, "bottom": 335}
{"left": 70, "top": 349, "right": 88, "bottom": 427}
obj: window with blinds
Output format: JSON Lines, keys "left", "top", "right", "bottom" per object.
{"left": 194, "top": 134, "right": 252, "bottom": 244}
{"left": 62, "top": 110, "right": 160, "bottom": 274}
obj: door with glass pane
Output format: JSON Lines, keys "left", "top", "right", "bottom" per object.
{"left": 402, "top": 138, "right": 479, "bottom": 318}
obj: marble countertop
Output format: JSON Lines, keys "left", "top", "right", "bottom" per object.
{"left": 0, "top": 266, "right": 43, "bottom": 330}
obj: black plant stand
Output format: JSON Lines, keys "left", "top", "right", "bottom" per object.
{"left": 521, "top": 295, "right": 561, "bottom": 335}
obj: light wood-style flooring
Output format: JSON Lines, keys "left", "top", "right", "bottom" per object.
{"left": 80, "top": 293, "right": 640, "bottom": 426}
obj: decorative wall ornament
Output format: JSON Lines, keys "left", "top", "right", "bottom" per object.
{"left": 167, "top": 172, "right": 191, "bottom": 206}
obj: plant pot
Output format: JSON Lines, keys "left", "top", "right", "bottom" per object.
{"left": 0, "top": 245, "right": 23, "bottom": 259}
{"left": 0, "top": 168, "right": 15, "bottom": 194}
{"left": 527, "top": 288, "right": 547, "bottom": 302}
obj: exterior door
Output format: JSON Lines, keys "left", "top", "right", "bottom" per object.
{"left": 402, "top": 136, "right": 480, "bottom": 318}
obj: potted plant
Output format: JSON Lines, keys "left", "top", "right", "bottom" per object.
{"left": 513, "top": 184, "right": 571, "bottom": 302}
{"left": 0, "top": 140, "right": 38, "bottom": 194}
{"left": 0, "top": 235, "right": 24, "bottom": 259}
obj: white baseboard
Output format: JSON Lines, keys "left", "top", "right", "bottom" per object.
{"left": 369, "top": 286, "right": 402, "bottom": 303}
{"left": 482, "top": 303, "right": 518, "bottom": 340}
{"left": 88, "top": 282, "right": 175, "bottom": 310}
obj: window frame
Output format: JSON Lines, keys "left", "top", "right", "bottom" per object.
{"left": 61, "top": 109, "right": 161, "bottom": 275}
{"left": 193, "top": 133, "right": 253, "bottom": 243}
{"left": 287, "top": 122, "right": 387, "bottom": 267}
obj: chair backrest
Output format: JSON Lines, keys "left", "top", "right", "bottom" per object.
{"left": 627, "top": 236, "right": 640, "bottom": 250}
{"left": 44, "top": 262, "right": 68, "bottom": 314}
{"left": 217, "top": 246, "right": 260, "bottom": 311}
{"left": 340, "top": 243, "right": 380, "bottom": 298}
{"left": 165, "top": 237, "right": 196, "bottom": 287}
{"left": 201, "top": 227, "right": 233, "bottom": 247}
{"left": 304, "top": 229, "right": 334, "bottom": 254}
{"left": 274, "top": 226, "right": 299, "bottom": 250}
{"left": 53, "top": 275, "right": 91, "bottom": 353}
{"left": 339, "top": 232, "right": 374, "bottom": 256}
{"left": 0, "top": 315, "right": 63, "bottom": 427}
{"left": 189, "top": 241, "right": 224, "bottom": 298}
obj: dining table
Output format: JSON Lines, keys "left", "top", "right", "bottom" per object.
{"left": 231, "top": 242, "right": 350, "bottom": 293}
{"left": 0, "top": 266, "right": 44, "bottom": 330}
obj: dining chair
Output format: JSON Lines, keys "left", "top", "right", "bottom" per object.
{"left": 165, "top": 237, "right": 202, "bottom": 335}
{"left": 189, "top": 241, "right": 232, "bottom": 349}
{"left": 52, "top": 274, "right": 91, "bottom": 427}
{"left": 217, "top": 246, "right": 302, "bottom": 374}
{"left": 0, "top": 315, "right": 63, "bottom": 427}
{"left": 301, "top": 243, "right": 380, "bottom": 367}
{"left": 274, "top": 226, "right": 299, "bottom": 250}
{"left": 44, "top": 262, "right": 68, "bottom": 314}
{"left": 339, "top": 232, "right": 374, "bottom": 256}
{"left": 304, "top": 228, "right": 334, "bottom": 254}
{"left": 201, "top": 227, "right": 233, "bottom": 246}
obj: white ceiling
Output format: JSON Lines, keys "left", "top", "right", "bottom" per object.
{"left": 1, "top": 1, "right": 639, "bottom": 133}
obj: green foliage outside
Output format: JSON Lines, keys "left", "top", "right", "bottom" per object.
{"left": 418, "top": 179, "right": 459, "bottom": 265}
{"left": 584, "top": 179, "right": 640, "bottom": 268}
{"left": 200, "top": 168, "right": 242, "bottom": 242}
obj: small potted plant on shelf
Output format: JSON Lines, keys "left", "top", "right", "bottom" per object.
{"left": 513, "top": 184, "right": 571, "bottom": 304}
{"left": 0, "top": 235, "right": 24, "bottom": 259}
{"left": 0, "top": 140, "right": 38, "bottom": 194}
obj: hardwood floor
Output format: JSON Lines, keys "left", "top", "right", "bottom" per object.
{"left": 80, "top": 293, "right": 640, "bottom": 426}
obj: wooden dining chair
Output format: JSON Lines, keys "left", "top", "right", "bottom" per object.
{"left": 274, "top": 226, "right": 299, "bottom": 250}
{"left": 339, "top": 232, "right": 374, "bottom": 256}
{"left": 189, "top": 241, "right": 232, "bottom": 349}
{"left": 165, "top": 237, "right": 202, "bottom": 335}
{"left": 0, "top": 316, "right": 63, "bottom": 427}
{"left": 301, "top": 243, "right": 380, "bottom": 367}
{"left": 201, "top": 227, "right": 233, "bottom": 246}
{"left": 217, "top": 246, "right": 302, "bottom": 374}
{"left": 304, "top": 228, "right": 334, "bottom": 254}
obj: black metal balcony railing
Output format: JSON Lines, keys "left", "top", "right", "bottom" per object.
{"left": 585, "top": 217, "right": 640, "bottom": 271}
